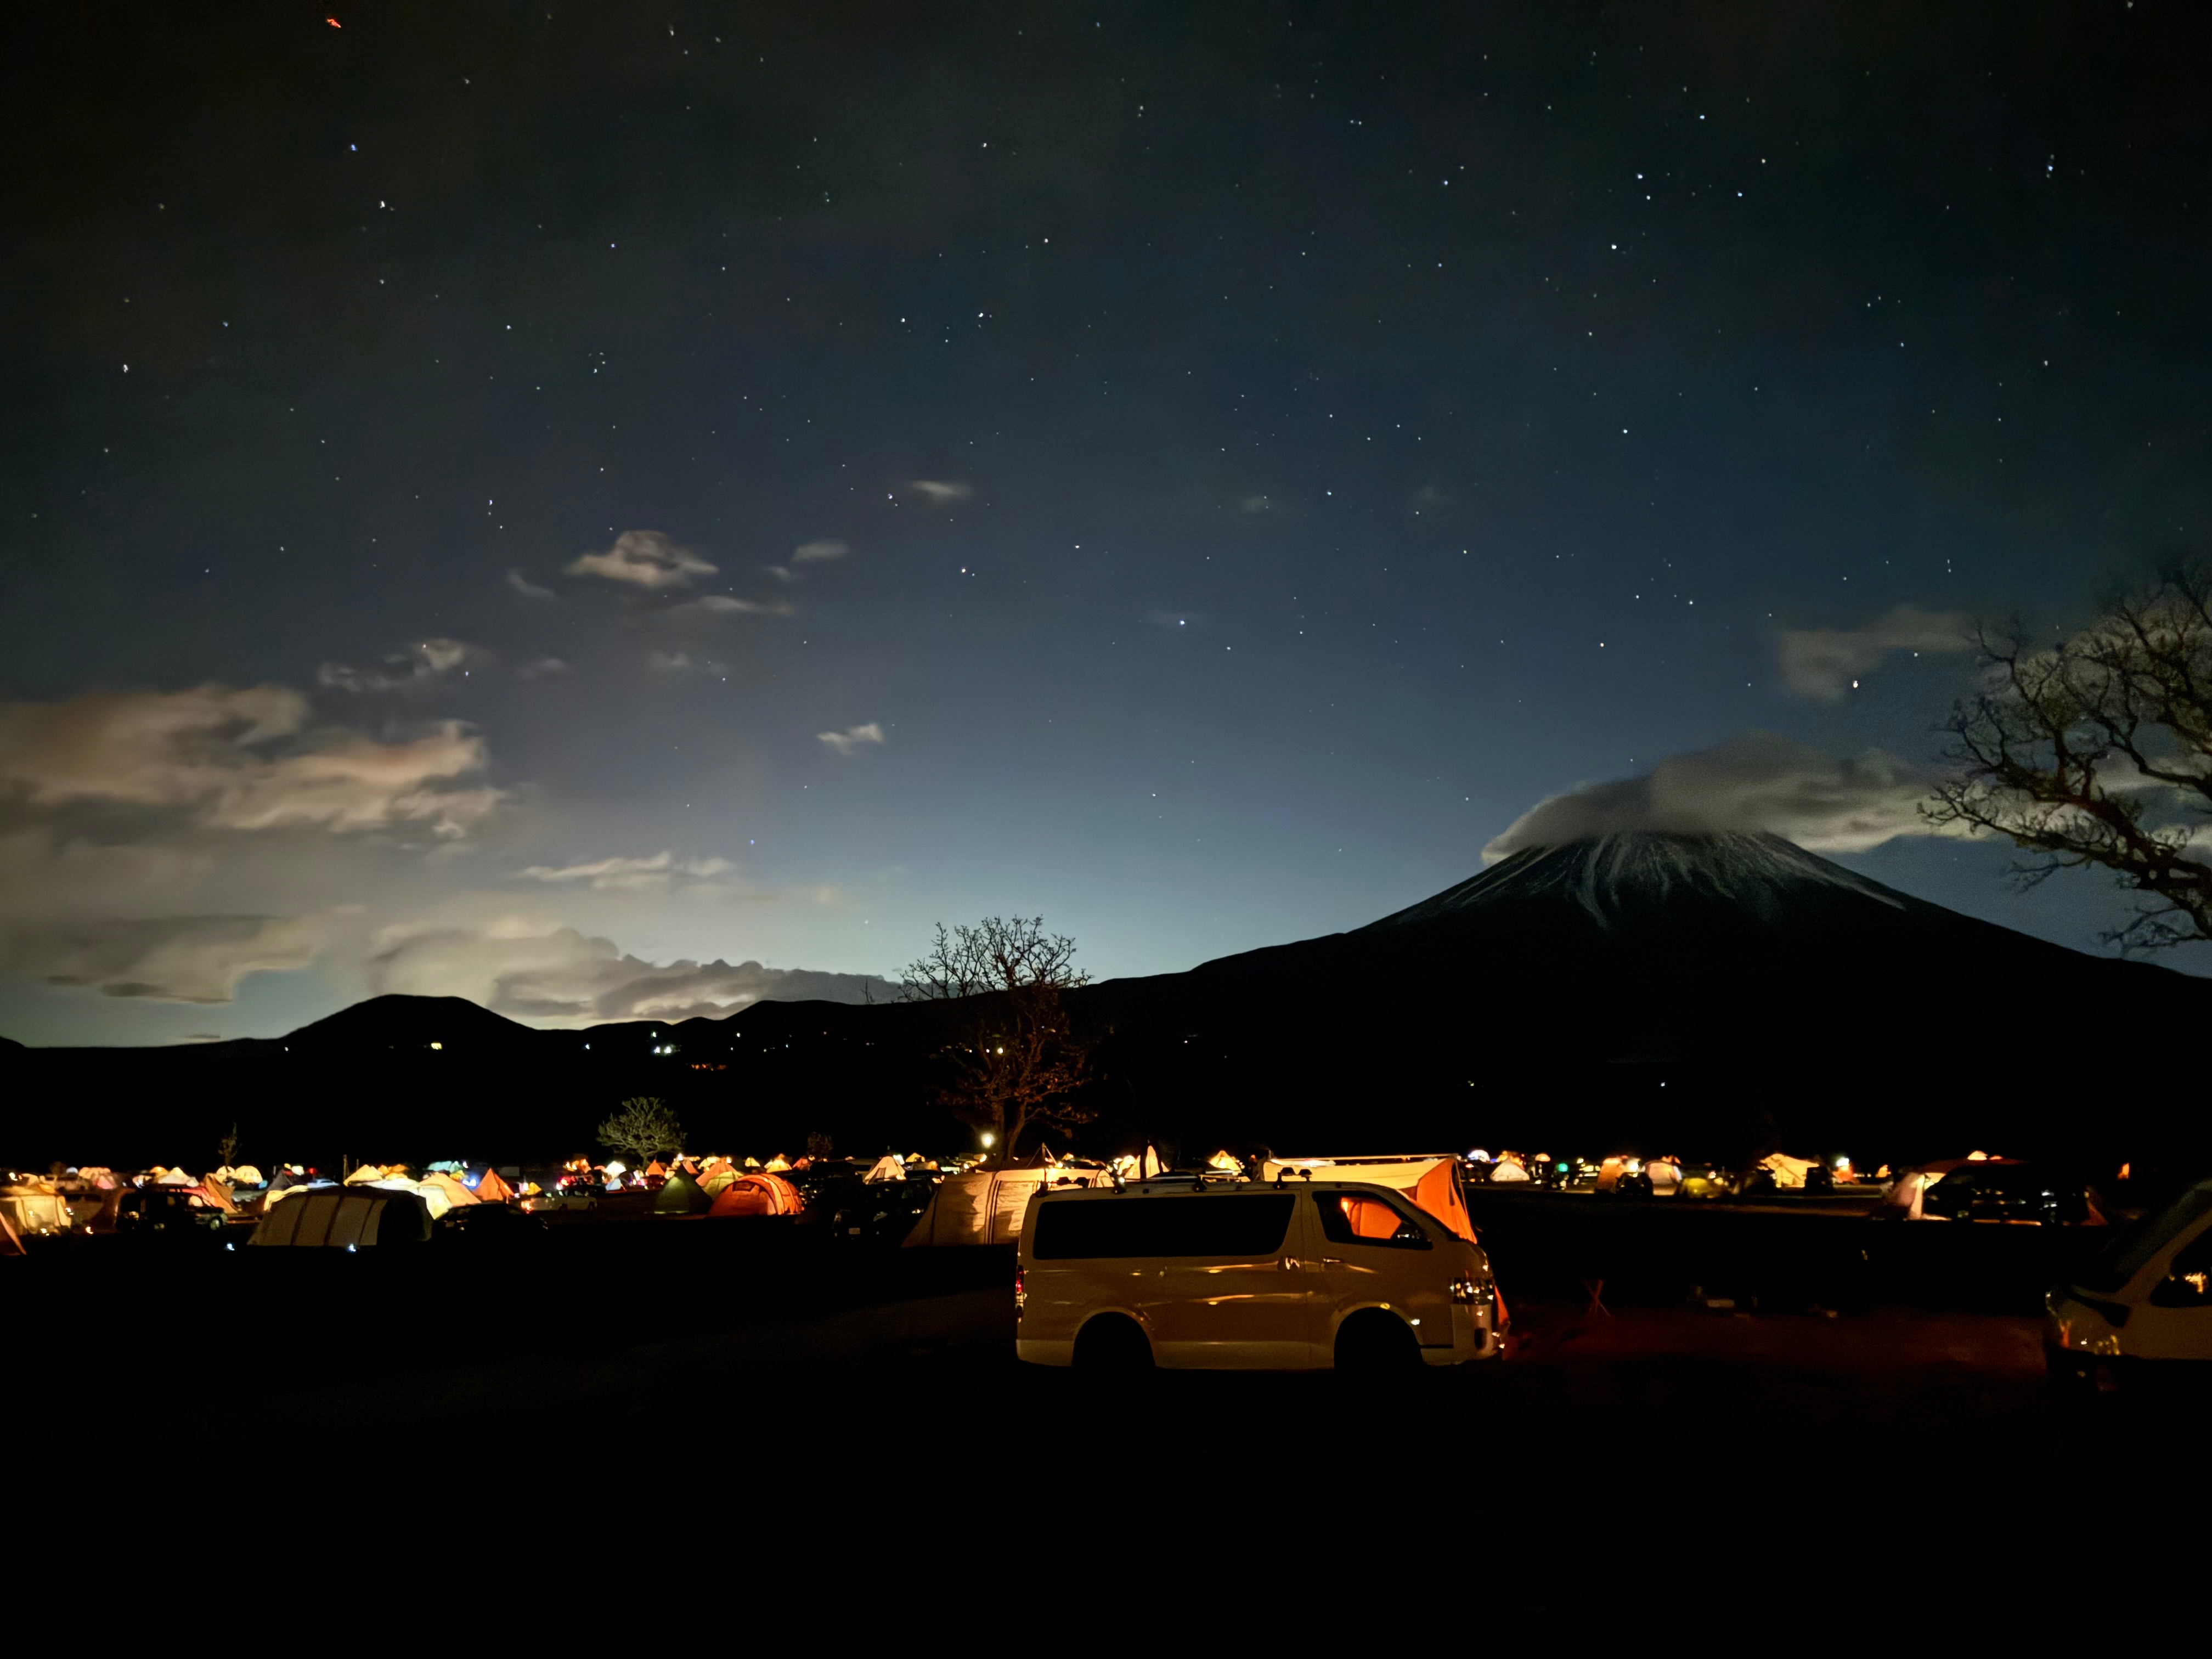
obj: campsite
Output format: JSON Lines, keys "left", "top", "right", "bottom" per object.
{"left": 2, "top": 1138, "right": 2175, "bottom": 1486}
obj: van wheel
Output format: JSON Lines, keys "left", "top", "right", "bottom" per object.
{"left": 1334, "top": 1308, "right": 1421, "bottom": 1373}
{"left": 1073, "top": 1314, "right": 1153, "bottom": 1371}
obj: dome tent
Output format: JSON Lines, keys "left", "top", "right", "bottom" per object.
{"left": 654, "top": 1171, "right": 711, "bottom": 1215}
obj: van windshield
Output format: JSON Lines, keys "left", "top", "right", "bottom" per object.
{"left": 1032, "top": 1194, "right": 1295, "bottom": 1259}
{"left": 2072, "top": 1186, "right": 2212, "bottom": 1294}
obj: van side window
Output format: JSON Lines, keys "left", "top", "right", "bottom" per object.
{"left": 1314, "top": 1192, "right": 1431, "bottom": 1250}
{"left": 1033, "top": 1194, "right": 1296, "bottom": 1259}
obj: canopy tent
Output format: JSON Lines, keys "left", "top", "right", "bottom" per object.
{"left": 901, "top": 1164, "right": 1110, "bottom": 1247}
{"left": 473, "top": 1167, "right": 515, "bottom": 1204}
{"left": 707, "top": 1172, "right": 801, "bottom": 1218}
{"left": 863, "top": 1155, "right": 907, "bottom": 1184}
{"left": 1262, "top": 1156, "right": 1477, "bottom": 1243}
{"left": 654, "top": 1172, "right": 711, "bottom": 1215}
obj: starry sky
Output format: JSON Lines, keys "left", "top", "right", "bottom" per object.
{"left": 4, "top": 2, "right": 2209, "bottom": 1045}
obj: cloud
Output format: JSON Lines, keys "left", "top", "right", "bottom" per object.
{"left": 366, "top": 918, "right": 897, "bottom": 1024}
{"left": 908, "top": 479, "right": 972, "bottom": 506}
{"left": 512, "top": 851, "right": 737, "bottom": 892}
{"left": 506, "top": 568, "right": 557, "bottom": 600}
{"left": 518, "top": 657, "right": 569, "bottom": 679}
{"left": 0, "top": 684, "right": 501, "bottom": 838}
{"left": 317, "top": 637, "right": 478, "bottom": 693}
{"left": 793, "top": 539, "right": 848, "bottom": 564}
{"left": 816, "top": 723, "right": 885, "bottom": 756}
{"left": 565, "top": 529, "right": 718, "bottom": 590}
{"left": 16, "top": 913, "right": 324, "bottom": 1003}
{"left": 681, "top": 594, "right": 794, "bottom": 617}
{"left": 1777, "top": 605, "right": 1971, "bottom": 702}
{"left": 647, "top": 650, "right": 712, "bottom": 673}
{"left": 1237, "top": 495, "right": 1273, "bottom": 514}
{"left": 1482, "top": 731, "right": 1963, "bottom": 860}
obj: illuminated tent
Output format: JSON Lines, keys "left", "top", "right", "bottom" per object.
{"left": 645, "top": 1160, "right": 668, "bottom": 1177}
{"left": 0, "top": 1208, "right": 22, "bottom": 1256}
{"left": 699, "top": 1162, "right": 740, "bottom": 1197}
{"left": 707, "top": 1172, "right": 801, "bottom": 1218}
{"left": 1756, "top": 1153, "right": 1818, "bottom": 1190}
{"left": 343, "top": 1164, "right": 391, "bottom": 1186}
{"left": 654, "top": 1172, "right": 710, "bottom": 1215}
{"left": 473, "top": 1168, "right": 516, "bottom": 1204}
{"left": 901, "top": 1164, "right": 1111, "bottom": 1247}
{"left": 155, "top": 1167, "right": 196, "bottom": 1186}
{"left": 252, "top": 1187, "right": 433, "bottom": 1248}
{"left": 1262, "top": 1156, "right": 1478, "bottom": 1243}
{"left": 762, "top": 1155, "right": 792, "bottom": 1173}
{"left": 417, "top": 1173, "right": 479, "bottom": 1216}
{"left": 0, "top": 1187, "right": 72, "bottom": 1237}
{"left": 863, "top": 1155, "right": 907, "bottom": 1184}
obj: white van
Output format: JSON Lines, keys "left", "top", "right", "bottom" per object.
{"left": 1015, "top": 1177, "right": 1503, "bottom": 1369}
{"left": 2045, "top": 1177, "right": 2212, "bottom": 1393}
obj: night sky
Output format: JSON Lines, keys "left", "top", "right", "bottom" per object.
{"left": 5, "top": 3, "right": 2209, "bottom": 1045}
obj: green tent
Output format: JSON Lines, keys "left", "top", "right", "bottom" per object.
{"left": 654, "top": 1172, "right": 710, "bottom": 1215}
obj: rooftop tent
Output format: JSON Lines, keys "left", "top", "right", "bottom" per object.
{"left": 863, "top": 1155, "right": 907, "bottom": 1184}
{"left": 707, "top": 1172, "right": 800, "bottom": 1218}
{"left": 473, "top": 1167, "right": 516, "bottom": 1204}
{"left": 654, "top": 1172, "right": 710, "bottom": 1215}
{"left": 251, "top": 1187, "right": 433, "bottom": 1247}
{"left": 1262, "top": 1156, "right": 1478, "bottom": 1243}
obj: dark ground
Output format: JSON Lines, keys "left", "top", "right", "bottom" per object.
{"left": 19, "top": 1189, "right": 2170, "bottom": 1568}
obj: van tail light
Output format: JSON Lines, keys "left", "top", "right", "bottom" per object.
{"left": 1014, "top": 1266, "right": 1026, "bottom": 1312}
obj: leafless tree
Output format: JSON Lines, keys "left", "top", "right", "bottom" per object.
{"left": 596, "top": 1096, "right": 685, "bottom": 1166}
{"left": 899, "top": 917, "right": 1095, "bottom": 1157}
{"left": 1926, "top": 562, "right": 2212, "bottom": 951}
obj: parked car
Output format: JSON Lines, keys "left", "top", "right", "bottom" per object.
{"left": 522, "top": 1187, "right": 600, "bottom": 1214}
{"left": 2046, "top": 1178, "right": 2212, "bottom": 1398}
{"left": 810, "top": 1175, "right": 934, "bottom": 1244}
{"left": 1017, "top": 1177, "right": 1503, "bottom": 1370}
{"left": 1917, "top": 1161, "right": 2101, "bottom": 1226}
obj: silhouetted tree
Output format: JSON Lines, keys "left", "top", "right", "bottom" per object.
{"left": 597, "top": 1096, "right": 685, "bottom": 1166}
{"left": 1927, "top": 561, "right": 2212, "bottom": 951}
{"left": 899, "top": 917, "right": 1095, "bottom": 1158}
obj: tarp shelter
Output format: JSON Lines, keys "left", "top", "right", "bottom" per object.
{"left": 902, "top": 1165, "right": 1111, "bottom": 1247}
{"left": 864, "top": 1155, "right": 906, "bottom": 1184}
{"left": 473, "top": 1168, "right": 515, "bottom": 1204}
{"left": 1262, "top": 1156, "right": 1478, "bottom": 1244}
{"left": 707, "top": 1172, "right": 800, "bottom": 1218}
{"left": 251, "top": 1188, "right": 432, "bottom": 1247}
{"left": 654, "top": 1172, "right": 710, "bottom": 1215}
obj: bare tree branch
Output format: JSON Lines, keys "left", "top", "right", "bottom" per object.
{"left": 1925, "top": 562, "right": 2212, "bottom": 951}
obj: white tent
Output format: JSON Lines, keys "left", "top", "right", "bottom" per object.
{"left": 155, "top": 1167, "right": 196, "bottom": 1186}
{"left": 1262, "top": 1155, "right": 1478, "bottom": 1243}
{"left": 863, "top": 1155, "right": 907, "bottom": 1184}
{"left": 902, "top": 1165, "right": 1111, "bottom": 1246}
{"left": 1757, "top": 1152, "right": 1818, "bottom": 1189}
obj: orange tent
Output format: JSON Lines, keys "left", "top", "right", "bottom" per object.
{"left": 706, "top": 1172, "right": 801, "bottom": 1218}
{"left": 474, "top": 1168, "right": 515, "bottom": 1204}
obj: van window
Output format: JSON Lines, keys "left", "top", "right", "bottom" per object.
{"left": 2076, "top": 1187, "right": 2212, "bottom": 1293}
{"left": 1314, "top": 1192, "right": 1431, "bottom": 1250}
{"left": 1032, "top": 1194, "right": 1295, "bottom": 1260}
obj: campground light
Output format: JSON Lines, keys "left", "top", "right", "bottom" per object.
{"left": 980, "top": 1133, "right": 996, "bottom": 1148}
{"left": 430, "top": 1042, "right": 442, "bottom": 1051}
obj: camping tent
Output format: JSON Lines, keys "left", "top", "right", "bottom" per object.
{"left": 417, "top": 1173, "right": 479, "bottom": 1216}
{"left": 0, "top": 1188, "right": 73, "bottom": 1237}
{"left": 155, "top": 1167, "right": 196, "bottom": 1186}
{"left": 654, "top": 1172, "right": 711, "bottom": 1215}
{"left": 473, "top": 1168, "right": 515, "bottom": 1204}
{"left": 1757, "top": 1153, "right": 1818, "bottom": 1190}
{"left": 252, "top": 1188, "right": 432, "bottom": 1247}
{"left": 863, "top": 1155, "right": 906, "bottom": 1184}
{"left": 707, "top": 1172, "right": 800, "bottom": 1218}
{"left": 901, "top": 1164, "right": 1111, "bottom": 1247}
{"left": 1262, "top": 1156, "right": 1477, "bottom": 1243}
